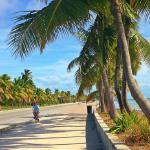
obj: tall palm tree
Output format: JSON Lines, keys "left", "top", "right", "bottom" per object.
{"left": 13, "top": 70, "right": 35, "bottom": 104}
{"left": 68, "top": 14, "right": 119, "bottom": 119}
{"left": 110, "top": 0, "right": 150, "bottom": 120}
{"left": 114, "top": 38, "right": 125, "bottom": 112}
{"left": 114, "top": 26, "right": 150, "bottom": 114}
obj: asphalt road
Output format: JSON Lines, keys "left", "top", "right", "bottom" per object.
{"left": 0, "top": 104, "right": 75, "bottom": 128}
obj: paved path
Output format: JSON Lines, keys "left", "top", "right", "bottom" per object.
{"left": 0, "top": 104, "right": 75, "bottom": 128}
{"left": 0, "top": 103, "right": 104, "bottom": 150}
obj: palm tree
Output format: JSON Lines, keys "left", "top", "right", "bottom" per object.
{"left": 0, "top": 74, "right": 14, "bottom": 104}
{"left": 54, "top": 89, "right": 59, "bottom": 95}
{"left": 68, "top": 14, "right": 119, "bottom": 119}
{"left": 13, "top": 70, "right": 35, "bottom": 104}
{"left": 35, "top": 88, "right": 47, "bottom": 104}
{"left": 12, "top": 85, "right": 29, "bottom": 105}
{"left": 21, "top": 69, "right": 35, "bottom": 87}
{"left": 21, "top": 69, "right": 32, "bottom": 81}
{"left": 114, "top": 38, "right": 125, "bottom": 112}
{"left": 45, "top": 88, "right": 51, "bottom": 95}
{"left": 110, "top": 0, "right": 150, "bottom": 120}
{"left": 114, "top": 28, "right": 149, "bottom": 114}
{"left": 97, "top": 79, "right": 106, "bottom": 112}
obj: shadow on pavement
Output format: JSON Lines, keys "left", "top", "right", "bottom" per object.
{"left": 0, "top": 107, "right": 104, "bottom": 150}
{"left": 0, "top": 113, "right": 87, "bottom": 150}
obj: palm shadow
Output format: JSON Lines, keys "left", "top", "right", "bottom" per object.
{"left": 0, "top": 113, "right": 86, "bottom": 150}
{"left": 0, "top": 112, "right": 104, "bottom": 150}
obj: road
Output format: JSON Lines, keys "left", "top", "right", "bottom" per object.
{"left": 0, "top": 104, "right": 74, "bottom": 128}
{"left": 0, "top": 103, "right": 104, "bottom": 150}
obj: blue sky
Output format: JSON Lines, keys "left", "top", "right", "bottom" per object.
{"left": 0, "top": 0, "right": 150, "bottom": 96}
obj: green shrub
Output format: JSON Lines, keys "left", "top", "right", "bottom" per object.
{"left": 110, "top": 111, "right": 140, "bottom": 133}
{"left": 125, "top": 117, "right": 150, "bottom": 145}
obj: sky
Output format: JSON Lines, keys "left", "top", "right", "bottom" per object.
{"left": 0, "top": 0, "right": 150, "bottom": 96}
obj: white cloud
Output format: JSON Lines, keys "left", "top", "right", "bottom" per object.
{"left": 34, "top": 73, "right": 77, "bottom": 93}
{"left": 33, "top": 59, "right": 78, "bottom": 93}
{"left": 32, "top": 60, "right": 70, "bottom": 72}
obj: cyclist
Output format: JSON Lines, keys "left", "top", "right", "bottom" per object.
{"left": 32, "top": 102, "right": 40, "bottom": 121}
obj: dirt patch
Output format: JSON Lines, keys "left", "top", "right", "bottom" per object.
{"left": 97, "top": 111, "right": 114, "bottom": 128}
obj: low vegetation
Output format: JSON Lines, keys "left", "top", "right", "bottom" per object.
{"left": 124, "top": 117, "right": 150, "bottom": 146}
{"left": 99, "top": 110, "right": 150, "bottom": 150}
{"left": 110, "top": 111, "right": 140, "bottom": 133}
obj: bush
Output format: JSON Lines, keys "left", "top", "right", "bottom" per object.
{"left": 125, "top": 117, "right": 150, "bottom": 145}
{"left": 110, "top": 111, "right": 140, "bottom": 133}
{"left": 109, "top": 111, "right": 150, "bottom": 146}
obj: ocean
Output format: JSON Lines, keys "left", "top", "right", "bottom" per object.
{"left": 114, "top": 98, "right": 150, "bottom": 111}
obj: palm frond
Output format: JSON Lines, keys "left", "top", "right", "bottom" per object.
{"left": 8, "top": 0, "right": 90, "bottom": 58}
{"left": 132, "top": 0, "right": 150, "bottom": 19}
{"left": 130, "top": 29, "right": 150, "bottom": 66}
{"left": 67, "top": 57, "right": 80, "bottom": 72}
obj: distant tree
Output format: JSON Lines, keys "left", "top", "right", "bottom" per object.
{"left": 45, "top": 88, "right": 52, "bottom": 95}
{"left": 54, "top": 89, "right": 59, "bottom": 94}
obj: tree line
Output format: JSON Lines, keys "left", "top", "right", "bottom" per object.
{"left": 0, "top": 69, "right": 76, "bottom": 107}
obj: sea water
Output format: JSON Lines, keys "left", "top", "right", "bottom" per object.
{"left": 114, "top": 98, "right": 150, "bottom": 111}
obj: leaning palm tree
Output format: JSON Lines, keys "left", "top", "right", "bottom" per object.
{"left": 68, "top": 14, "right": 119, "bottom": 119}
{"left": 8, "top": 0, "right": 150, "bottom": 121}
{"left": 110, "top": 0, "right": 150, "bottom": 120}
{"left": 114, "top": 25, "right": 150, "bottom": 114}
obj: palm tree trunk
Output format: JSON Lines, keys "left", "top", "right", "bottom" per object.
{"left": 98, "top": 78, "right": 106, "bottom": 112}
{"left": 102, "top": 69, "right": 118, "bottom": 119}
{"left": 115, "top": 38, "right": 124, "bottom": 112}
{"left": 111, "top": 0, "right": 150, "bottom": 121}
{"left": 122, "top": 62, "right": 132, "bottom": 113}
{"left": 123, "top": 16, "right": 132, "bottom": 114}
{"left": 104, "top": 90, "right": 109, "bottom": 111}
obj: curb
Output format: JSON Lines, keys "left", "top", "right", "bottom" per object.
{"left": 93, "top": 111, "right": 131, "bottom": 150}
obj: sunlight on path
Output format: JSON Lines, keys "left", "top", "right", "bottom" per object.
{"left": 0, "top": 104, "right": 103, "bottom": 150}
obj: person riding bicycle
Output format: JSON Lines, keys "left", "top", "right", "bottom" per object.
{"left": 32, "top": 102, "right": 40, "bottom": 121}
